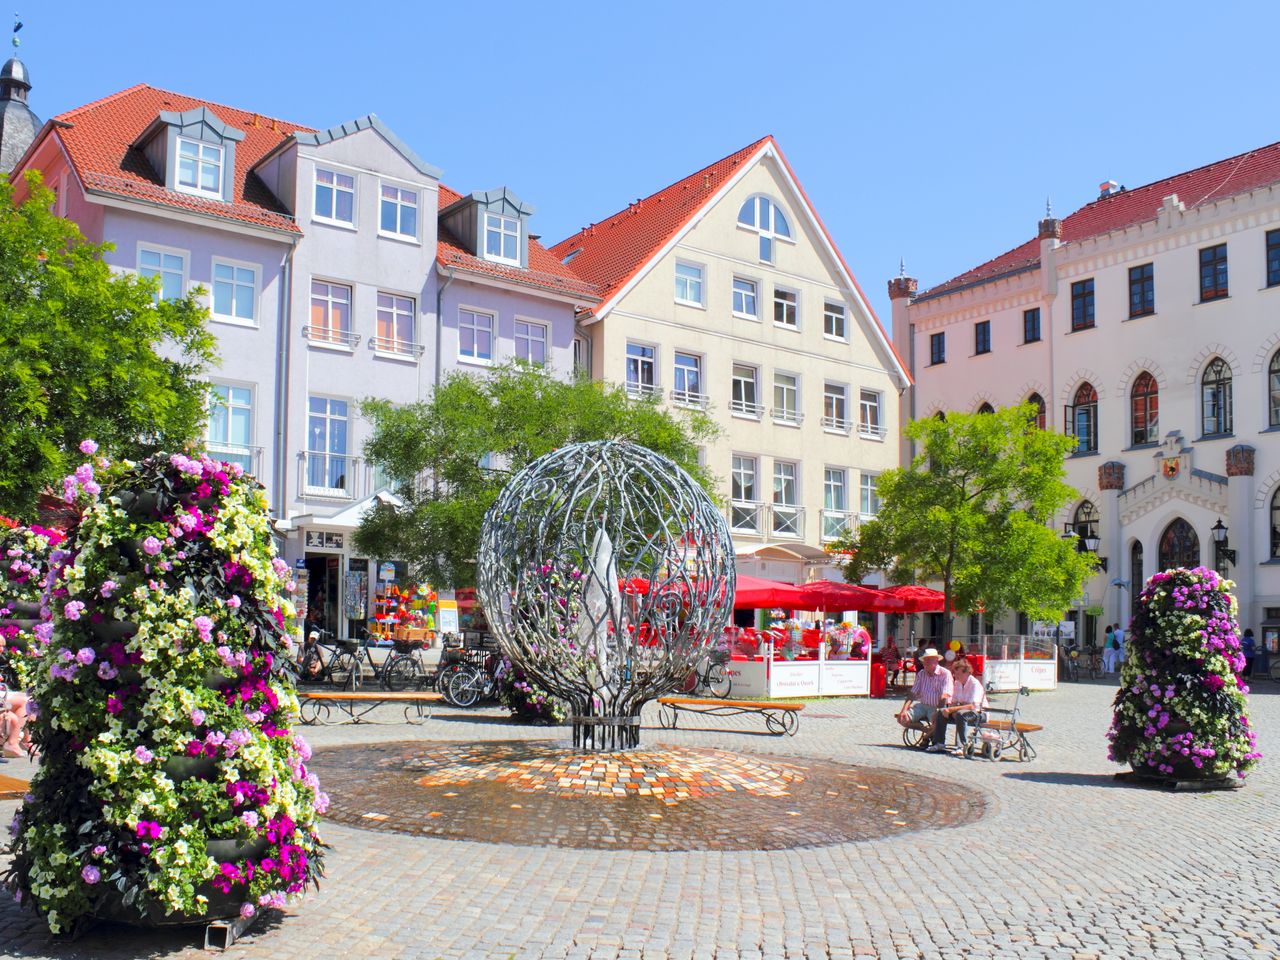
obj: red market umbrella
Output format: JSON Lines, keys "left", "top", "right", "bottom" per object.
{"left": 732, "top": 574, "right": 811, "bottom": 610}
{"left": 880, "top": 584, "right": 948, "bottom": 613}
{"left": 797, "top": 581, "right": 906, "bottom": 613}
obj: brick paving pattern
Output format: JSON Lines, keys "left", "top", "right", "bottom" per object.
{"left": 311, "top": 740, "right": 986, "bottom": 850}
{"left": 1, "top": 680, "right": 1278, "bottom": 959}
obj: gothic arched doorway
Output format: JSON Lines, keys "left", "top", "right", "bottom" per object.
{"left": 1157, "top": 518, "right": 1199, "bottom": 570}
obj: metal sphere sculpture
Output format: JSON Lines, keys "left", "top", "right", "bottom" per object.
{"left": 477, "top": 440, "right": 735, "bottom": 751}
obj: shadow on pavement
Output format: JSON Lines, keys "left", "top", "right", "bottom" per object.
{"left": 1002, "top": 770, "right": 1126, "bottom": 787}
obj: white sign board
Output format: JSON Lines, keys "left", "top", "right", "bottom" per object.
{"left": 818, "top": 660, "right": 869, "bottom": 696}
{"left": 767, "top": 661, "right": 821, "bottom": 698}
{"left": 727, "top": 659, "right": 768, "bottom": 697}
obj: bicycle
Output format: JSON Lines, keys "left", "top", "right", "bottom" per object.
{"left": 381, "top": 638, "right": 433, "bottom": 691}
{"left": 297, "top": 629, "right": 361, "bottom": 689}
{"left": 447, "top": 654, "right": 508, "bottom": 708}
{"left": 679, "top": 647, "right": 732, "bottom": 698}
{"left": 1063, "top": 645, "right": 1082, "bottom": 683}
{"left": 1082, "top": 644, "right": 1102, "bottom": 680}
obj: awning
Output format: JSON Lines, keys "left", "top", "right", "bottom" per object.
{"left": 796, "top": 581, "right": 906, "bottom": 613}
{"left": 880, "top": 584, "right": 948, "bottom": 613}
{"left": 733, "top": 574, "right": 811, "bottom": 610}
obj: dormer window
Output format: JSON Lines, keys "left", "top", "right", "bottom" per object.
{"left": 737, "top": 195, "right": 792, "bottom": 263}
{"left": 380, "top": 184, "right": 418, "bottom": 239}
{"left": 315, "top": 168, "right": 355, "bottom": 225}
{"left": 176, "top": 138, "right": 224, "bottom": 199}
{"left": 484, "top": 212, "right": 520, "bottom": 265}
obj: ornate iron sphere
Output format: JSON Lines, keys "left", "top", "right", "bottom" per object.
{"left": 477, "top": 440, "right": 735, "bottom": 751}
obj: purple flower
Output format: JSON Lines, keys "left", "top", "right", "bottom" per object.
{"left": 190, "top": 707, "right": 206, "bottom": 726}
{"left": 97, "top": 662, "right": 118, "bottom": 680}
{"left": 193, "top": 615, "right": 214, "bottom": 641}
{"left": 141, "top": 537, "right": 162, "bottom": 556}
{"left": 239, "top": 903, "right": 256, "bottom": 919}
{"left": 134, "top": 745, "right": 153, "bottom": 764}
{"left": 81, "top": 865, "right": 100, "bottom": 884}
{"left": 63, "top": 600, "right": 86, "bottom": 621}
{"left": 92, "top": 844, "right": 107, "bottom": 857}
{"left": 79, "top": 439, "right": 98, "bottom": 455}
{"left": 100, "top": 580, "right": 118, "bottom": 598}
{"left": 74, "top": 463, "right": 94, "bottom": 484}
{"left": 75, "top": 647, "right": 96, "bottom": 666}
{"left": 226, "top": 595, "right": 241, "bottom": 610}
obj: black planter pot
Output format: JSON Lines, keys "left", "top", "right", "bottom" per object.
{"left": 0, "top": 618, "right": 43, "bottom": 635}
{"left": 207, "top": 836, "right": 269, "bottom": 863}
{"left": 203, "top": 670, "right": 240, "bottom": 691}
{"left": 162, "top": 755, "right": 217, "bottom": 783}
{"left": 92, "top": 620, "right": 139, "bottom": 643}
{"left": 93, "top": 881, "right": 241, "bottom": 927}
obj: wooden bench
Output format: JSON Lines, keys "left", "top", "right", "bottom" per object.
{"left": 981, "top": 719, "right": 1043, "bottom": 734}
{"left": 657, "top": 696, "right": 804, "bottom": 736}
{"left": 300, "top": 690, "right": 443, "bottom": 726}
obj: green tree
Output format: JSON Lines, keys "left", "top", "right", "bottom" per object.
{"left": 832, "top": 403, "right": 1095, "bottom": 639}
{"left": 354, "top": 362, "right": 719, "bottom": 588}
{"left": 0, "top": 172, "right": 216, "bottom": 517}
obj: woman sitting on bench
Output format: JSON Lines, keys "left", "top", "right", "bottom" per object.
{"left": 927, "top": 657, "right": 986, "bottom": 754}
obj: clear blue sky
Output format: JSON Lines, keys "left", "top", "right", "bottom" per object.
{"left": 22, "top": 1, "right": 1280, "bottom": 327}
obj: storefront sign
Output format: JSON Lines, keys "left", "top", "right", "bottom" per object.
{"left": 727, "top": 659, "right": 768, "bottom": 697}
{"left": 768, "top": 661, "right": 821, "bottom": 697}
{"left": 304, "top": 531, "right": 344, "bottom": 550}
{"left": 437, "top": 599, "right": 459, "bottom": 634}
{"left": 378, "top": 562, "right": 396, "bottom": 582}
{"left": 818, "top": 661, "right": 869, "bottom": 696}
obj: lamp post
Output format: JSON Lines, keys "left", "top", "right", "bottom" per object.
{"left": 1063, "top": 523, "right": 1108, "bottom": 572}
{"left": 1211, "top": 518, "right": 1236, "bottom": 573}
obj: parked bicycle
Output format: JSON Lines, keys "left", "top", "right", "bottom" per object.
{"left": 381, "top": 637, "right": 434, "bottom": 692}
{"left": 678, "top": 647, "right": 732, "bottom": 698}
{"left": 447, "top": 653, "right": 509, "bottom": 708}
{"left": 297, "top": 628, "right": 361, "bottom": 689}
{"left": 1063, "top": 643, "right": 1081, "bottom": 683}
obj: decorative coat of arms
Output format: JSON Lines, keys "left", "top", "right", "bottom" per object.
{"left": 1161, "top": 457, "right": 1181, "bottom": 480}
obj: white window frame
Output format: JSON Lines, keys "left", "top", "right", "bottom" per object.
{"left": 773, "top": 286, "right": 800, "bottom": 330}
{"left": 306, "top": 278, "right": 356, "bottom": 351}
{"left": 313, "top": 166, "right": 356, "bottom": 227}
{"left": 175, "top": 137, "right": 223, "bottom": 200}
{"left": 823, "top": 382, "right": 850, "bottom": 433}
{"left": 772, "top": 460, "right": 802, "bottom": 538}
{"left": 484, "top": 212, "right": 521, "bottom": 265}
{"left": 374, "top": 292, "right": 417, "bottom": 357}
{"left": 860, "top": 472, "right": 881, "bottom": 518}
{"left": 859, "top": 389, "right": 885, "bottom": 439}
{"left": 672, "top": 351, "right": 706, "bottom": 407}
{"left": 514, "top": 318, "right": 548, "bottom": 366}
{"left": 736, "top": 194, "right": 795, "bottom": 264}
{"left": 732, "top": 277, "right": 759, "bottom": 320}
{"left": 379, "top": 182, "right": 419, "bottom": 240}
{"left": 458, "top": 306, "right": 495, "bottom": 365}
{"left": 209, "top": 257, "right": 259, "bottom": 327}
{"left": 207, "top": 382, "right": 256, "bottom": 474}
{"left": 730, "top": 454, "right": 762, "bottom": 533}
{"left": 772, "top": 371, "right": 801, "bottom": 426}
{"left": 731, "top": 363, "right": 762, "bottom": 419}
{"left": 625, "top": 341, "right": 658, "bottom": 395}
{"left": 137, "top": 242, "right": 188, "bottom": 303}
{"left": 674, "top": 260, "right": 706, "bottom": 307}
{"left": 824, "top": 301, "right": 847, "bottom": 341}
{"left": 306, "top": 395, "right": 352, "bottom": 497}
{"left": 822, "top": 467, "right": 850, "bottom": 541}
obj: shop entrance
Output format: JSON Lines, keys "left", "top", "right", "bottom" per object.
{"left": 304, "top": 553, "right": 341, "bottom": 639}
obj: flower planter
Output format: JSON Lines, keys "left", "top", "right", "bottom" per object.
{"left": 203, "top": 669, "right": 240, "bottom": 691}
{"left": 0, "top": 618, "right": 43, "bottom": 635}
{"left": 207, "top": 836, "right": 269, "bottom": 863}
{"left": 162, "top": 755, "right": 217, "bottom": 783}
{"left": 93, "top": 881, "right": 241, "bottom": 928}
{"left": 91, "top": 620, "right": 139, "bottom": 642}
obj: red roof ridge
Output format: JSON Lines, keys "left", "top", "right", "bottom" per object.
{"left": 54, "top": 82, "right": 151, "bottom": 122}
{"left": 56, "top": 82, "right": 315, "bottom": 136}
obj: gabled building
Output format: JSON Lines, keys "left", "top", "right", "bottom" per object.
{"left": 14, "top": 81, "right": 596, "bottom": 640}
{"left": 553, "top": 137, "right": 909, "bottom": 585}
{"left": 891, "top": 140, "right": 1280, "bottom": 641}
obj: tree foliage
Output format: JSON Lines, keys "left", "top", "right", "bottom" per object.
{"left": 0, "top": 172, "right": 217, "bottom": 517}
{"left": 354, "top": 362, "right": 719, "bottom": 588}
{"left": 832, "top": 403, "right": 1095, "bottom": 635}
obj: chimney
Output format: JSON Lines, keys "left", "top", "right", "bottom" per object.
{"left": 1098, "top": 180, "right": 1119, "bottom": 199}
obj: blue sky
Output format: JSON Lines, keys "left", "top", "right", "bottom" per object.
{"left": 22, "top": 1, "right": 1280, "bottom": 328}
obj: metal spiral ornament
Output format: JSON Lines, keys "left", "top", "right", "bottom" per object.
{"left": 477, "top": 440, "right": 735, "bottom": 751}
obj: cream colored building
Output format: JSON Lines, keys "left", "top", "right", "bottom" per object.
{"left": 892, "top": 140, "right": 1280, "bottom": 643}
{"left": 552, "top": 137, "right": 909, "bottom": 583}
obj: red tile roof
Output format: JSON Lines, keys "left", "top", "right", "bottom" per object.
{"left": 435, "top": 185, "right": 600, "bottom": 301}
{"left": 919, "top": 138, "right": 1280, "bottom": 300}
{"left": 47, "top": 84, "right": 311, "bottom": 233}
{"left": 549, "top": 136, "right": 772, "bottom": 301}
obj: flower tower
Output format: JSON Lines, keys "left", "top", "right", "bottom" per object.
{"left": 0, "top": 518, "right": 66, "bottom": 689}
{"left": 3, "top": 448, "right": 324, "bottom": 933}
{"left": 1107, "top": 567, "right": 1260, "bottom": 783}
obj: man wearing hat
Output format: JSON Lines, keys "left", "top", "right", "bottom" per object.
{"left": 895, "top": 647, "right": 953, "bottom": 749}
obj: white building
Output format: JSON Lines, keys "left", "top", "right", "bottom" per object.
{"left": 891, "top": 141, "right": 1280, "bottom": 643}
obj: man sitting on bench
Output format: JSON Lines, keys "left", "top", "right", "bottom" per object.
{"left": 929, "top": 657, "right": 987, "bottom": 754}
{"left": 895, "top": 648, "right": 952, "bottom": 748}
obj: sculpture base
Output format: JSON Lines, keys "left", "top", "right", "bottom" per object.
{"left": 570, "top": 714, "right": 642, "bottom": 752}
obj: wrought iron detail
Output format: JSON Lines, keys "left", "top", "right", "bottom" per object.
{"left": 477, "top": 440, "right": 734, "bottom": 751}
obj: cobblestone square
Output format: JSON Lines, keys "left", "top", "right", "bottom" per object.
{"left": 2, "top": 680, "right": 1277, "bottom": 959}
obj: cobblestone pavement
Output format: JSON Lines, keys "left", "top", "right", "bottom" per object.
{"left": 2, "top": 679, "right": 1278, "bottom": 960}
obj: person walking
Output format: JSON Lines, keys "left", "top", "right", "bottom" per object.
{"left": 1102, "top": 624, "right": 1119, "bottom": 674}
{"left": 1241, "top": 629, "right": 1256, "bottom": 678}
{"left": 1114, "top": 622, "right": 1126, "bottom": 666}
{"left": 881, "top": 638, "right": 902, "bottom": 689}
{"left": 895, "top": 649, "right": 953, "bottom": 751}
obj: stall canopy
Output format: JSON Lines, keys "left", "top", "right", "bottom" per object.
{"left": 879, "top": 584, "right": 948, "bottom": 613}
{"left": 797, "top": 581, "right": 906, "bottom": 613}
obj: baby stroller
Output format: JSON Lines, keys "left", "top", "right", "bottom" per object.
{"left": 961, "top": 684, "right": 1037, "bottom": 762}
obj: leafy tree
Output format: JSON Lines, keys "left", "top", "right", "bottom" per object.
{"left": 0, "top": 172, "right": 217, "bottom": 517}
{"left": 354, "top": 362, "right": 719, "bottom": 588}
{"left": 832, "top": 403, "right": 1095, "bottom": 639}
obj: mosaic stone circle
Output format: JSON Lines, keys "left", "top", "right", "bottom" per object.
{"left": 310, "top": 740, "right": 989, "bottom": 851}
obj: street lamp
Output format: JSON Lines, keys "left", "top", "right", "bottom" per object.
{"left": 1064, "top": 523, "right": 1107, "bottom": 572}
{"left": 1211, "top": 518, "right": 1236, "bottom": 570}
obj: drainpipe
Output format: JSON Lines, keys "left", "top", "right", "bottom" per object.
{"left": 272, "top": 240, "right": 298, "bottom": 521}
{"left": 434, "top": 265, "right": 455, "bottom": 395}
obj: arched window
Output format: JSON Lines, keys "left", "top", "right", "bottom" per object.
{"left": 1158, "top": 518, "right": 1199, "bottom": 570}
{"left": 1130, "top": 541, "right": 1143, "bottom": 617}
{"left": 737, "top": 195, "right": 791, "bottom": 264}
{"left": 1269, "top": 350, "right": 1280, "bottom": 428}
{"left": 1271, "top": 488, "right": 1280, "bottom": 559}
{"left": 1068, "top": 382, "right": 1098, "bottom": 453}
{"left": 977, "top": 402, "right": 994, "bottom": 414}
{"left": 1201, "top": 358, "right": 1233, "bottom": 436}
{"left": 1072, "top": 500, "right": 1099, "bottom": 542}
{"left": 1130, "top": 372, "right": 1159, "bottom": 446}
{"left": 1027, "top": 392, "right": 1046, "bottom": 430}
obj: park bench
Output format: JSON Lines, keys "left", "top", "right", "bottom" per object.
{"left": 300, "top": 690, "right": 443, "bottom": 726}
{"left": 657, "top": 696, "right": 803, "bottom": 736}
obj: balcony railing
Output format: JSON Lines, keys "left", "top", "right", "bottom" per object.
{"left": 821, "top": 415, "right": 851, "bottom": 433}
{"left": 730, "top": 398, "right": 764, "bottom": 418}
{"left": 625, "top": 380, "right": 658, "bottom": 398}
{"left": 206, "top": 443, "right": 264, "bottom": 479}
{"left": 303, "top": 324, "right": 361, "bottom": 350}
{"left": 370, "top": 335, "right": 425, "bottom": 358}
{"left": 820, "top": 508, "right": 854, "bottom": 542}
{"left": 670, "top": 389, "right": 709, "bottom": 409}
{"left": 299, "top": 451, "right": 362, "bottom": 500}
{"left": 858, "top": 421, "right": 888, "bottom": 439}
{"left": 771, "top": 407, "right": 803, "bottom": 426}
{"left": 729, "top": 500, "right": 764, "bottom": 534}
{"left": 771, "top": 503, "right": 804, "bottom": 538}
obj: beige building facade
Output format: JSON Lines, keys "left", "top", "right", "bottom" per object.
{"left": 554, "top": 138, "right": 909, "bottom": 584}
